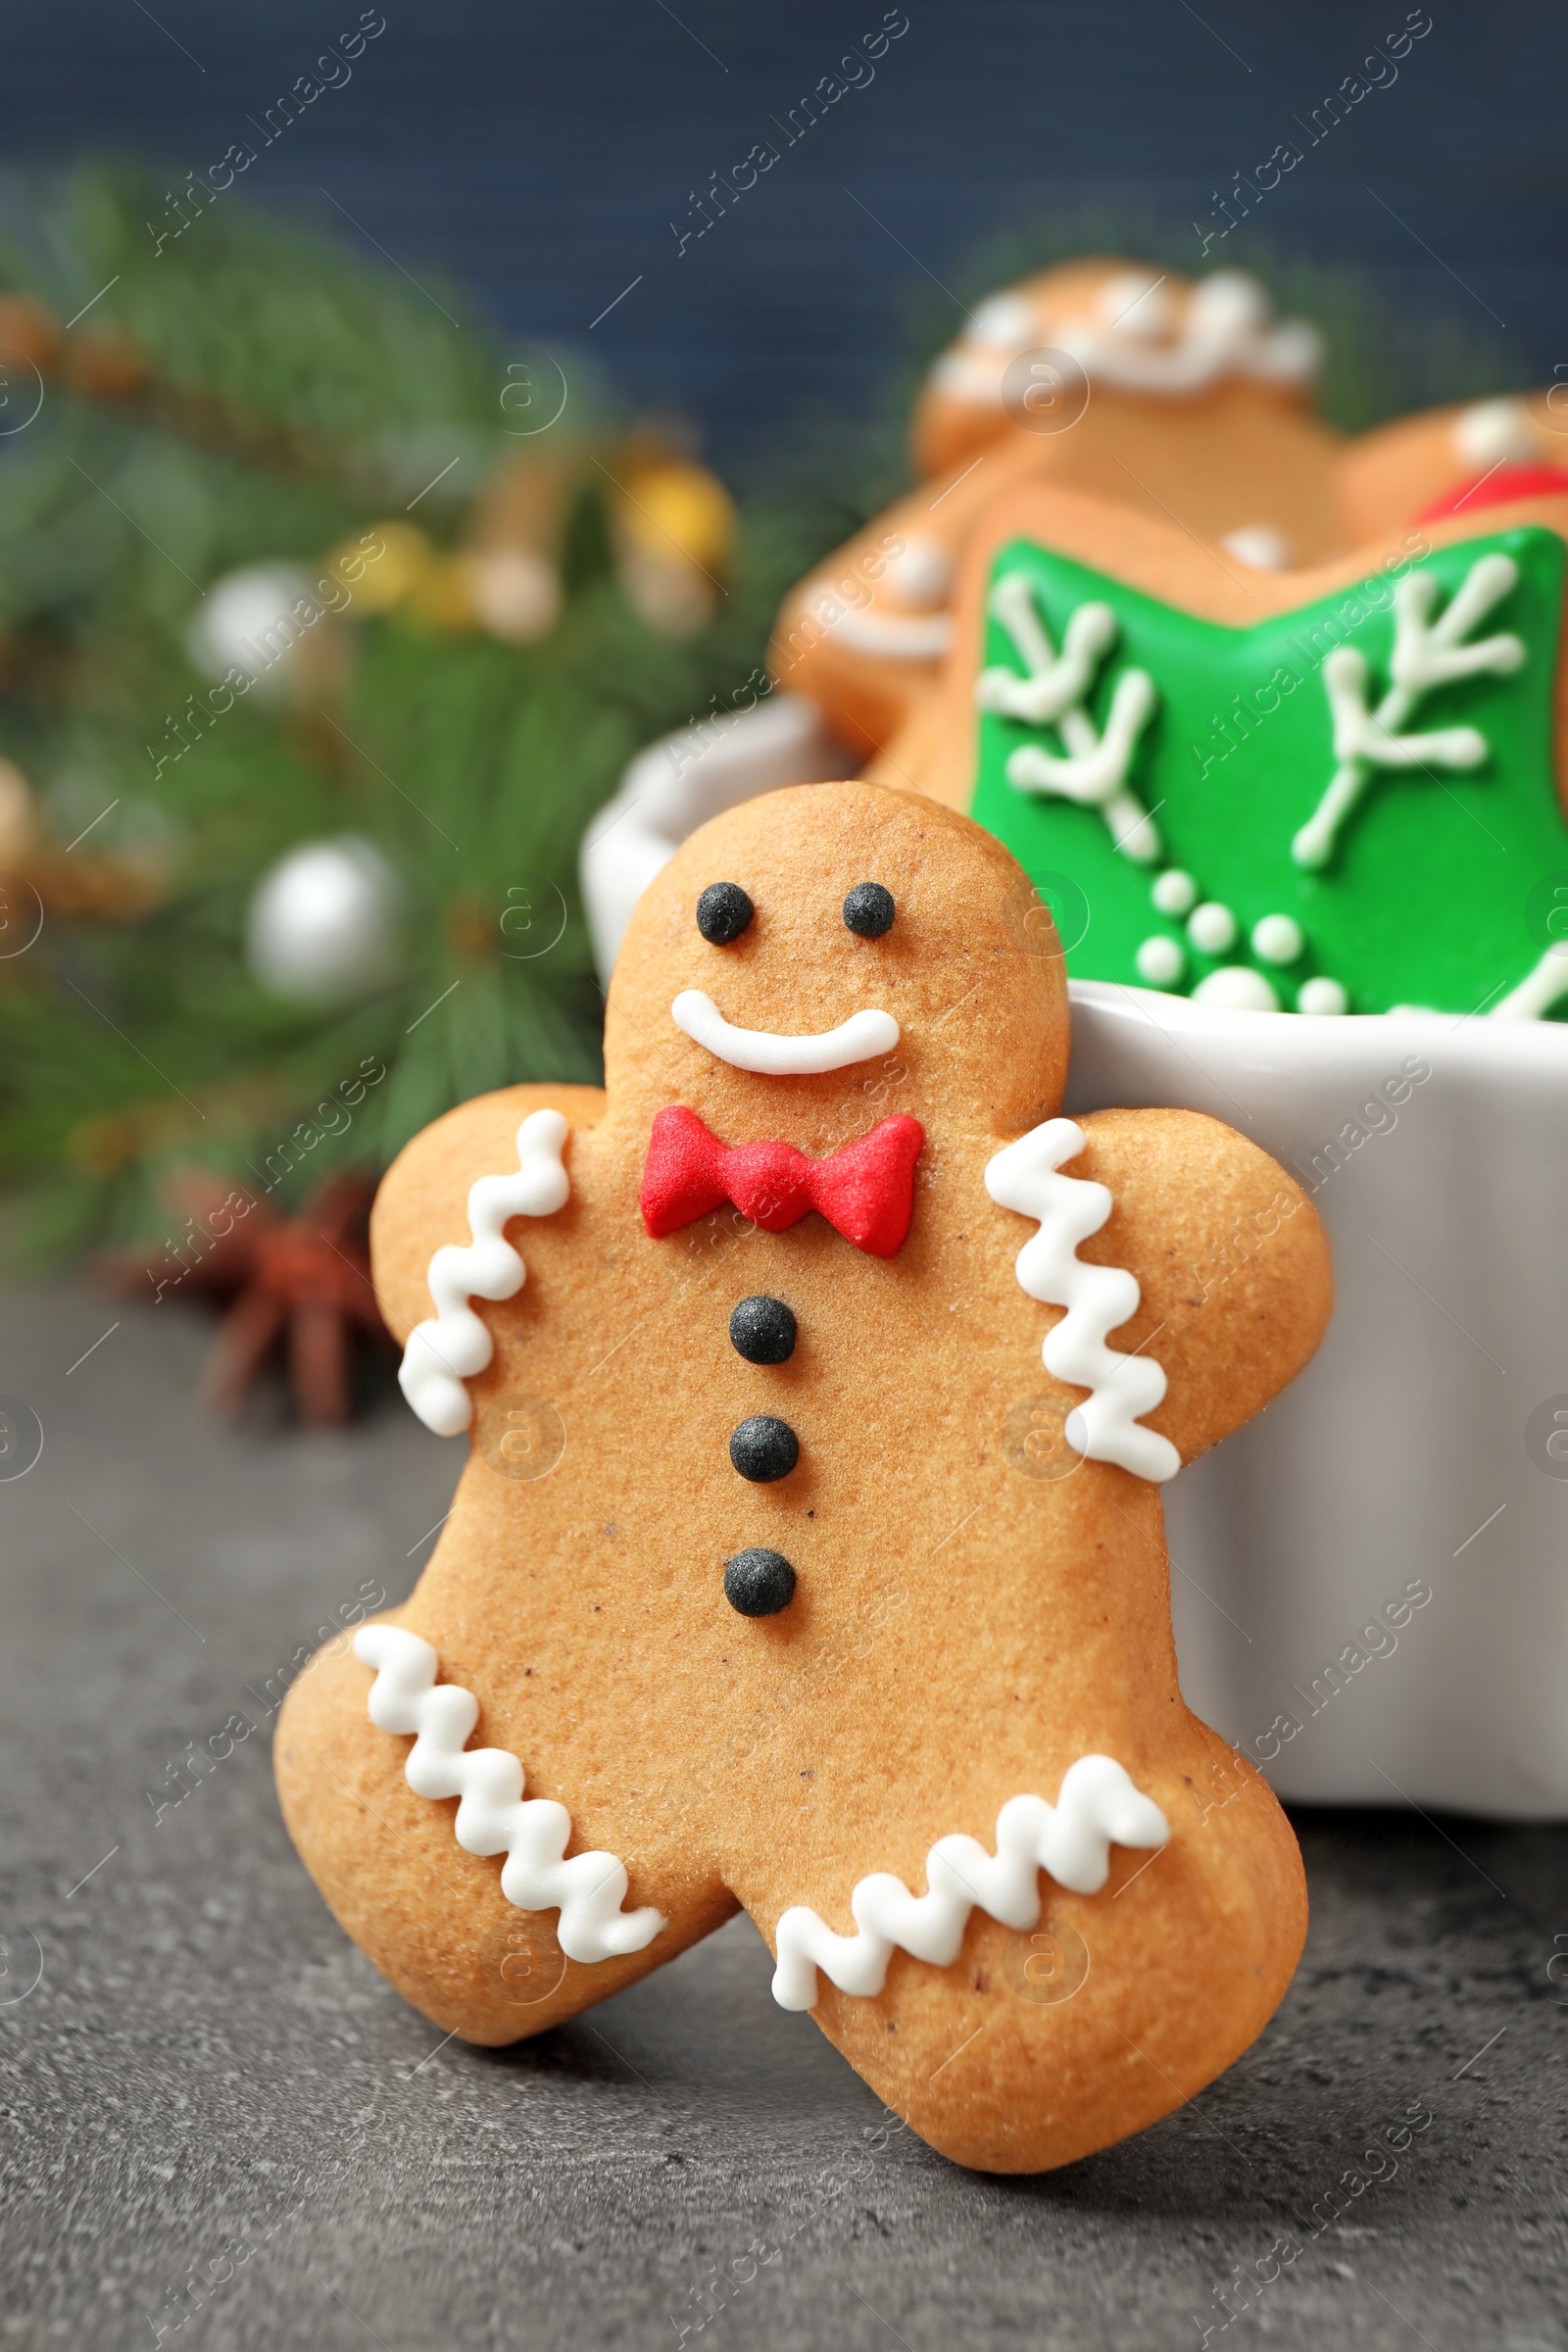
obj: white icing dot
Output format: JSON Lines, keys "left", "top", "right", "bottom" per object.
{"left": 1135, "top": 935, "right": 1186, "bottom": 987}
{"left": 1452, "top": 397, "right": 1537, "bottom": 470}
{"left": 1152, "top": 868, "right": 1198, "bottom": 916}
{"left": 1220, "top": 524, "right": 1292, "bottom": 571}
{"left": 1191, "top": 966, "right": 1279, "bottom": 1012}
{"left": 1187, "top": 901, "right": 1238, "bottom": 955}
{"left": 883, "top": 534, "right": 954, "bottom": 612}
{"left": 1251, "top": 912, "right": 1304, "bottom": 965}
{"left": 1098, "top": 271, "right": 1173, "bottom": 339}
{"left": 1298, "top": 975, "right": 1349, "bottom": 1016}
{"left": 966, "top": 293, "right": 1035, "bottom": 349}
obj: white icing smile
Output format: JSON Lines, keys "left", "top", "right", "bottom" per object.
{"left": 671, "top": 990, "right": 899, "bottom": 1075}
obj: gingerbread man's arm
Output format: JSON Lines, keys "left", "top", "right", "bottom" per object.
{"left": 989, "top": 1105, "right": 1331, "bottom": 1475}
{"left": 370, "top": 1083, "right": 606, "bottom": 1349}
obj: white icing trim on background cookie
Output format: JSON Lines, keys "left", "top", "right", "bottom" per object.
{"left": 1292, "top": 554, "right": 1525, "bottom": 871}
{"left": 928, "top": 270, "right": 1317, "bottom": 406}
{"left": 399, "top": 1108, "right": 570, "bottom": 1437}
{"left": 979, "top": 574, "right": 1161, "bottom": 862}
{"left": 770, "top": 1759, "right": 1168, "bottom": 2009}
{"left": 1057, "top": 270, "right": 1320, "bottom": 395}
{"left": 985, "top": 1118, "right": 1181, "bottom": 1483}
{"left": 671, "top": 989, "right": 899, "bottom": 1075}
{"left": 827, "top": 607, "right": 954, "bottom": 661}
{"left": 1452, "top": 397, "right": 1538, "bottom": 470}
{"left": 355, "top": 1626, "right": 665, "bottom": 1964}
{"left": 883, "top": 534, "right": 955, "bottom": 610}
{"left": 811, "top": 531, "right": 957, "bottom": 666}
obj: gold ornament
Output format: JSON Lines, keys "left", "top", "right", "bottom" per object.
{"left": 611, "top": 457, "right": 735, "bottom": 639}
{"left": 403, "top": 553, "right": 479, "bottom": 634}
{"left": 328, "top": 521, "right": 434, "bottom": 613}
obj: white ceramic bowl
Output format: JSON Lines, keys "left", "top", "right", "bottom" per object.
{"left": 583, "top": 705, "right": 1568, "bottom": 1818}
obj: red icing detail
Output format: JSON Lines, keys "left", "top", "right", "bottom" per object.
{"left": 1417, "top": 464, "right": 1568, "bottom": 522}
{"left": 640, "top": 1105, "right": 925, "bottom": 1258}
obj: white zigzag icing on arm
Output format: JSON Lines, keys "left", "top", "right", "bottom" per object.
{"left": 355, "top": 1626, "right": 665, "bottom": 1965}
{"left": 398, "top": 1108, "right": 571, "bottom": 1437}
{"left": 985, "top": 1118, "right": 1180, "bottom": 1484}
{"left": 771, "top": 1758, "right": 1167, "bottom": 2010}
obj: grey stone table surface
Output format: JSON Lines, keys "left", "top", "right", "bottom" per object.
{"left": 2, "top": 1276, "right": 1566, "bottom": 2352}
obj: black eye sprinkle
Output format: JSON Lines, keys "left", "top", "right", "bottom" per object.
{"left": 843, "top": 882, "right": 896, "bottom": 937}
{"left": 696, "top": 882, "right": 755, "bottom": 945}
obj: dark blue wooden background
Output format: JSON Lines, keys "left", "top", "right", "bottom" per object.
{"left": 7, "top": 2, "right": 1563, "bottom": 463}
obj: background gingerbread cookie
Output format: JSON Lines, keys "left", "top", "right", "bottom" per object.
{"left": 897, "top": 474, "right": 1568, "bottom": 1019}
{"left": 771, "top": 263, "right": 1343, "bottom": 763}
{"left": 1334, "top": 390, "right": 1568, "bottom": 540}
{"left": 277, "top": 780, "right": 1331, "bottom": 2173}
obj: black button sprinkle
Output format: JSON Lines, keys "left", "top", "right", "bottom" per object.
{"left": 729, "top": 1295, "right": 797, "bottom": 1364}
{"left": 843, "top": 881, "right": 896, "bottom": 937}
{"left": 723, "top": 1548, "right": 797, "bottom": 1616}
{"left": 729, "top": 1414, "right": 799, "bottom": 1482}
{"left": 696, "top": 881, "right": 755, "bottom": 944}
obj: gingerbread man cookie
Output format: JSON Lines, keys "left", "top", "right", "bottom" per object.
{"left": 1334, "top": 391, "right": 1568, "bottom": 545}
{"left": 276, "top": 780, "right": 1331, "bottom": 2172}
{"left": 910, "top": 259, "right": 1326, "bottom": 485}
{"left": 771, "top": 264, "right": 1344, "bottom": 766}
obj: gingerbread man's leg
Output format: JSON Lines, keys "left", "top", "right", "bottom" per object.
{"left": 729, "top": 1732, "right": 1303, "bottom": 2175}
{"left": 275, "top": 1619, "right": 736, "bottom": 2044}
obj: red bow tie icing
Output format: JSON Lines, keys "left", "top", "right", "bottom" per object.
{"left": 640, "top": 1106, "right": 924, "bottom": 1258}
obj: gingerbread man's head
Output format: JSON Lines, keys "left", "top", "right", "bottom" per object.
{"left": 602, "top": 780, "right": 1068, "bottom": 1151}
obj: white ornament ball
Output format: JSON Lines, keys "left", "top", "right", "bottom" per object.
{"left": 1188, "top": 900, "right": 1239, "bottom": 955}
{"left": 1298, "top": 975, "right": 1349, "bottom": 1016}
{"left": 247, "top": 837, "right": 403, "bottom": 1003}
{"left": 1192, "top": 965, "right": 1279, "bottom": 1012}
{"left": 187, "top": 564, "right": 318, "bottom": 695}
{"left": 1135, "top": 934, "right": 1186, "bottom": 988}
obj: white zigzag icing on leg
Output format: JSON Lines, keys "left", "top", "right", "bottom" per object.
{"left": 771, "top": 1757, "right": 1167, "bottom": 2010}
{"left": 985, "top": 1117, "right": 1180, "bottom": 1484}
{"left": 354, "top": 1626, "right": 665, "bottom": 1965}
{"left": 398, "top": 1107, "right": 570, "bottom": 1437}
